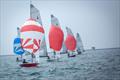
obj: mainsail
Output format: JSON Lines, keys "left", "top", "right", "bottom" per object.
{"left": 61, "top": 41, "right": 67, "bottom": 54}
{"left": 30, "top": 4, "right": 42, "bottom": 25}
{"left": 65, "top": 27, "right": 76, "bottom": 51}
{"left": 39, "top": 36, "right": 48, "bottom": 56}
{"left": 76, "top": 33, "right": 84, "bottom": 52}
{"left": 30, "top": 4, "right": 47, "bottom": 56}
{"left": 49, "top": 15, "right": 64, "bottom": 51}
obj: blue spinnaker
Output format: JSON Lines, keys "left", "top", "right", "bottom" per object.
{"left": 13, "top": 38, "right": 24, "bottom": 55}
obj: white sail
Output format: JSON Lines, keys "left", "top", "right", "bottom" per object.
{"left": 66, "top": 27, "right": 74, "bottom": 36}
{"left": 30, "top": 4, "right": 42, "bottom": 25}
{"left": 17, "top": 27, "right": 20, "bottom": 37}
{"left": 76, "top": 33, "right": 84, "bottom": 52}
{"left": 30, "top": 4, "right": 47, "bottom": 57}
{"left": 51, "top": 14, "right": 60, "bottom": 27}
{"left": 39, "top": 35, "right": 48, "bottom": 56}
{"left": 61, "top": 41, "right": 67, "bottom": 53}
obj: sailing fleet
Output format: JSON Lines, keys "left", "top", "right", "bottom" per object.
{"left": 13, "top": 4, "right": 84, "bottom": 67}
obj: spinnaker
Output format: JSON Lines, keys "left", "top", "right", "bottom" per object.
{"left": 48, "top": 15, "right": 64, "bottom": 60}
{"left": 20, "top": 18, "right": 44, "bottom": 54}
{"left": 49, "top": 15, "right": 64, "bottom": 51}
{"left": 13, "top": 27, "right": 24, "bottom": 55}
{"left": 65, "top": 27, "right": 76, "bottom": 57}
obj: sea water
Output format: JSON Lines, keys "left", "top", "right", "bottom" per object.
{"left": 0, "top": 48, "right": 120, "bottom": 80}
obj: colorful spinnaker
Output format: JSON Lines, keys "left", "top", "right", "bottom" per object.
{"left": 65, "top": 27, "right": 76, "bottom": 51}
{"left": 76, "top": 33, "right": 84, "bottom": 53}
{"left": 49, "top": 15, "right": 64, "bottom": 51}
{"left": 14, "top": 38, "right": 25, "bottom": 55}
{"left": 13, "top": 27, "right": 24, "bottom": 55}
{"left": 20, "top": 18, "right": 44, "bottom": 54}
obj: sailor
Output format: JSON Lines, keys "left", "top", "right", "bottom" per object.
{"left": 16, "top": 57, "right": 19, "bottom": 62}
{"left": 23, "top": 59, "right": 27, "bottom": 63}
{"left": 77, "top": 49, "right": 81, "bottom": 54}
{"left": 47, "top": 56, "right": 50, "bottom": 59}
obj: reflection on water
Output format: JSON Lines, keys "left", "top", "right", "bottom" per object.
{"left": 0, "top": 48, "right": 120, "bottom": 80}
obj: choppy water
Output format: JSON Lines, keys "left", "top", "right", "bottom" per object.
{"left": 0, "top": 48, "right": 120, "bottom": 80}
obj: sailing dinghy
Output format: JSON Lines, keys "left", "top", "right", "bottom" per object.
{"left": 48, "top": 14, "right": 64, "bottom": 61}
{"left": 76, "top": 33, "right": 84, "bottom": 54}
{"left": 13, "top": 27, "right": 25, "bottom": 62}
{"left": 20, "top": 18, "right": 44, "bottom": 67}
{"left": 18, "top": 3, "right": 46, "bottom": 67}
{"left": 65, "top": 27, "right": 76, "bottom": 57}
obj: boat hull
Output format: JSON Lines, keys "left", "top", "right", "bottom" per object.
{"left": 68, "top": 55, "right": 76, "bottom": 57}
{"left": 20, "top": 63, "right": 38, "bottom": 67}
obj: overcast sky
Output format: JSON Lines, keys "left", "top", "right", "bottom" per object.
{"left": 0, "top": 0, "right": 120, "bottom": 55}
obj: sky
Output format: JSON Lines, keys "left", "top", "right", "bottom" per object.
{"left": 0, "top": 0, "right": 120, "bottom": 55}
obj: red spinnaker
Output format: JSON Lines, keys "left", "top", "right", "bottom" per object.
{"left": 65, "top": 34, "right": 76, "bottom": 51}
{"left": 49, "top": 24, "right": 64, "bottom": 51}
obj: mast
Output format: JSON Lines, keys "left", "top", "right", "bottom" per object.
{"left": 17, "top": 27, "right": 20, "bottom": 38}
